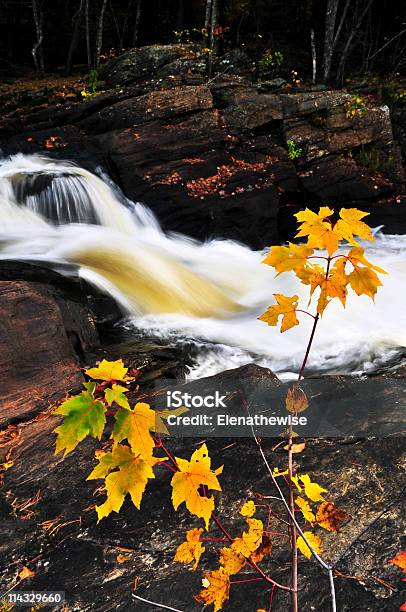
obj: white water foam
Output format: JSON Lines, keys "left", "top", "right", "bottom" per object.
{"left": 1, "top": 153, "right": 405, "bottom": 379}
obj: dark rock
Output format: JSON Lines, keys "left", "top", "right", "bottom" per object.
{"left": 78, "top": 84, "right": 213, "bottom": 134}
{"left": 99, "top": 44, "right": 201, "bottom": 87}
{"left": 0, "top": 278, "right": 98, "bottom": 427}
{"left": 0, "top": 363, "right": 404, "bottom": 611}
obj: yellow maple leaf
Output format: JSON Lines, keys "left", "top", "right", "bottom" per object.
{"left": 171, "top": 444, "right": 223, "bottom": 530}
{"left": 262, "top": 243, "right": 314, "bottom": 277}
{"left": 87, "top": 443, "right": 163, "bottom": 521}
{"left": 231, "top": 518, "right": 263, "bottom": 558}
{"left": 240, "top": 500, "right": 256, "bottom": 517}
{"left": 296, "top": 531, "right": 322, "bottom": 558}
{"left": 345, "top": 247, "right": 386, "bottom": 300}
{"left": 316, "top": 501, "right": 349, "bottom": 533}
{"left": 85, "top": 359, "right": 133, "bottom": 382}
{"left": 299, "top": 474, "right": 327, "bottom": 502}
{"left": 295, "top": 207, "right": 339, "bottom": 256}
{"left": 259, "top": 294, "right": 299, "bottom": 332}
{"left": 174, "top": 528, "right": 205, "bottom": 570}
{"left": 295, "top": 496, "right": 316, "bottom": 523}
{"left": 272, "top": 467, "right": 289, "bottom": 477}
{"left": 112, "top": 402, "right": 166, "bottom": 460}
{"left": 195, "top": 568, "right": 230, "bottom": 612}
{"left": 334, "top": 208, "right": 373, "bottom": 245}
{"left": 308, "top": 260, "right": 348, "bottom": 315}
{"left": 219, "top": 546, "right": 245, "bottom": 575}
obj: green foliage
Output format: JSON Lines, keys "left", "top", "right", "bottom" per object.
{"left": 258, "top": 48, "right": 283, "bottom": 76}
{"left": 287, "top": 139, "right": 303, "bottom": 161}
{"left": 81, "top": 69, "right": 102, "bottom": 98}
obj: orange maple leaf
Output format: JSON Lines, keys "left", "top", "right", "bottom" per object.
{"left": 259, "top": 294, "right": 300, "bottom": 332}
{"left": 316, "top": 501, "right": 349, "bottom": 532}
{"left": 389, "top": 551, "right": 406, "bottom": 572}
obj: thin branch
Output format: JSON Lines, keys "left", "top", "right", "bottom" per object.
{"left": 132, "top": 593, "right": 186, "bottom": 612}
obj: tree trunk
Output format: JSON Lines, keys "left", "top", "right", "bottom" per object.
{"left": 85, "top": 0, "right": 92, "bottom": 68}
{"left": 132, "top": 0, "right": 142, "bottom": 47}
{"left": 336, "top": 0, "right": 374, "bottom": 84}
{"left": 310, "top": 28, "right": 317, "bottom": 84}
{"left": 210, "top": 0, "right": 219, "bottom": 54}
{"left": 66, "top": 0, "right": 84, "bottom": 75}
{"left": 31, "top": 0, "right": 44, "bottom": 75}
{"left": 322, "top": 0, "right": 340, "bottom": 83}
{"left": 94, "top": 0, "right": 108, "bottom": 68}
{"left": 204, "top": 0, "right": 212, "bottom": 32}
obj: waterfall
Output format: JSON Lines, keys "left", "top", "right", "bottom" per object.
{"left": 1, "top": 153, "right": 405, "bottom": 378}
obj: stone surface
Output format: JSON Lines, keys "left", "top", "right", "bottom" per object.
{"left": 0, "top": 267, "right": 99, "bottom": 426}
{"left": 99, "top": 44, "right": 202, "bottom": 87}
{"left": 0, "top": 47, "right": 405, "bottom": 247}
{"left": 0, "top": 363, "right": 404, "bottom": 611}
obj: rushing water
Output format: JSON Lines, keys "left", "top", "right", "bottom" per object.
{"left": 1, "top": 153, "right": 405, "bottom": 379}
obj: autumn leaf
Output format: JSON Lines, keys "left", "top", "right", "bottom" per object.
{"left": 308, "top": 260, "right": 348, "bottom": 315}
{"left": 316, "top": 502, "right": 349, "bottom": 532}
{"left": 240, "top": 500, "right": 256, "bottom": 517}
{"left": 250, "top": 535, "right": 272, "bottom": 564}
{"left": 113, "top": 402, "right": 166, "bottom": 460}
{"left": 295, "top": 497, "right": 315, "bottom": 523}
{"left": 85, "top": 359, "right": 133, "bottom": 382}
{"left": 259, "top": 294, "right": 300, "bottom": 332}
{"left": 195, "top": 568, "right": 230, "bottom": 612}
{"left": 231, "top": 518, "right": 264, "bottom": 558}
{"left": 87, "top": 443, "right": 163, "bottom": 521}
{"left": 105, "top": 384, "right": 130, "bottom": 410}
{"left": 219, "top": 546, "right": 245, "bottom": 575}
{"left": 174, "top": 528, "right": 205, "bottom": 571}
{"left": 272, "top": 467, "right": 289, "bottom": 477}
{"left": 299, "top": 474, "right": 327, "bottom": 502}
{"left": 389, "top": 551, "right": 406, "bottom": 572}
{"left": 296, "top": 531, "right": 322, "bottom": 558}
{"left": 262, "top": 243, "right": 313, "bottom": 277}
{"left": 345, "top": 247, "right": 386, "bottom": 300}
{"left": 171, "top": 444, "right": 223, "bottom": 529}
{"left": 116, "top": 554, "right": 132, "bottom": 563}
{"left": 295, "top": 207, "right": 339, "bottom": 256}
{"left": 53, "top": 387, "right": 106, "bottom": 456}
{"left": 18, "top": 566, "right": 35, "bottom": 581}
{"left": 334, "top": 208, "right": 373, "bottom": 245}
{"left": 286, "top": 386, "right": 309, "bottom": 413}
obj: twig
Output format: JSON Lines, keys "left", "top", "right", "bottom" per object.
{"left": 132, "top": 593, "right": 186, "bottom": 611}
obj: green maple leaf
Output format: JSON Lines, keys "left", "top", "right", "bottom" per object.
{"left": 53, "top": 385, "right": 106, "bottom": 456}
{"left": 104, "top": 384, "right": 130, "bottom": 410}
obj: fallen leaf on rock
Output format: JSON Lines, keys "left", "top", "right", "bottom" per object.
{"left": 18, "top": 566, "right": 35, "bottom": 581}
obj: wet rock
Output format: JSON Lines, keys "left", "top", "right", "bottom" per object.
{"left": 0, "top": 277, "right": 98, "bottom": 427}
{"left": 0, "top": 363, "right": 404, "bottom": 611}
{"left": 99, "top": 44, "right": 201, "bottom": 87}
{"left": 78, "top": 84, "right": 213, "bottom": 134}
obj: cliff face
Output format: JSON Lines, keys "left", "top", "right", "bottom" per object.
{"left": 1, "top": 47, "right": 405, "bottom": 248}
